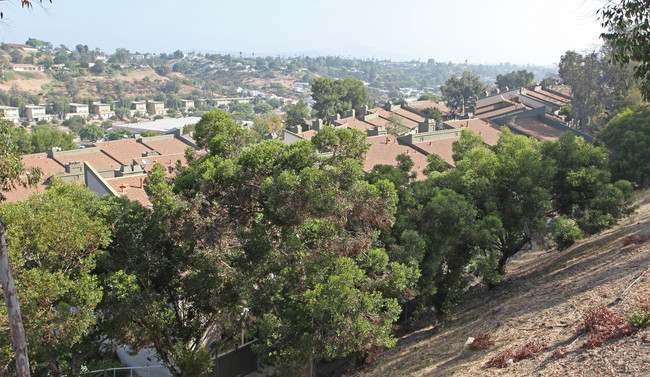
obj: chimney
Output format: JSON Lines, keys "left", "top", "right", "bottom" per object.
{"left": 385, "top": 136, "right": 390, "bottom": 144}
{"left": 418, "top": 119, "right": 434, "bottom": 133}
{"left": 358, "top": 106, "right": 368, "bottom": 117}
{"left": 346, "top": 109, "right": 355, "bottom": 118}
{"left": 312, "top": 118, "right": 323, "bottom": 131}
{"left": 140, "top": 177, "right": 144, "bottom": 188}
{"left": 330, "top": 113, "right": 341, "bottom": 123}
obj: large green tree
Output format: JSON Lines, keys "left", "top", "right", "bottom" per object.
{"left": 596, "top": 104, "right": 650, "bottom": 187}
{"left": 1, "top": 182, "right": 110, "bottom": 377}
{"left": 311, "top": 77, "right": 370, "bottom": 119}
{"left": 495, "top": 70, "right": 535, "bottom": 90}
{"left": 174, "top": 111, "right": 417, "bottom": 375}
{"left": 599, "top": 0, "right": 650, "bottom": 100}
{"left": 285, "top": 99, "right": 310, "bottom": 128}
{"left": 440, "top": 71, "right": 487, "bottom": 115}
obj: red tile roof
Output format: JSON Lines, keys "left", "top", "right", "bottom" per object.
{"left": 364, "top": 135, "right": 430, "bottom": 180}
{"left": 510, "top": 120, "right": 565, "bottom": 141}
{"left": 412, "top": 137, "right": 459, "bottom": 166}
{"left": 337, "top": 117, "right": 375, "bottom": 133}
{"left": 140, "top": 138, "right": 193, "bottom": 156}
{"left": 409, "top": 100, "right": 451, "bottom": 115}
{"left": 94, "top": 139, "right": 153, "bottom": 165}
{"left": 54, "top": 151, "right": 122, "bottom": 171}
{"left": 445, "top": 119, "right": 502, "bottom": 146}
{"left": 298, "top": 129, "right": 318, "bottom": 139}
{"left": 370, "top": 108, "right": 420, "bottom": 128}
{"left": 105, "top": 175, "right": 152, "bottom": 207}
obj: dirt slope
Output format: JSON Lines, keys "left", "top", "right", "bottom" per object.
{"left": 345, "top": 191, "right": 650, "bottom": 377}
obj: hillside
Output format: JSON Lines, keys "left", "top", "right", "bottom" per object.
{"left": 344, "top": 191, "right": 650, "bottom": 377}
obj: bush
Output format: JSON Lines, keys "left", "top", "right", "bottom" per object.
{"left": 576, "top": 307, "right": 634, "bottom": 349}
{"left": 485, "top": 339, "right": 547, "bottom": 368}
{"left": 469, "top": 333, "right": 494, "bottom": 350}
{"left": 552, "top": 216, "right": 582, "bottom": 251}
{"left": 626, "top": 310, "right": 650, "bottom": 328}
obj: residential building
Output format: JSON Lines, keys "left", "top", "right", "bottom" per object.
{"left": 11, "top": 64, "right": 45, "bottom": 72}
{"left": 181, "top": 99, "right": 195, "bottom": 110}
{"left": 146, "top": 101, "right": 167, "bottom": 116}
{"left": 92, "top": 103, "right": 114, "bottom": 119}
{"left": 66, "top": 103, "right": 90, "bottom": 119}
{"left": 25, "top": 105, "right": 51, "bottom": 122}
{"left": 0, "top": 106, "right": 20, "bottom": 123}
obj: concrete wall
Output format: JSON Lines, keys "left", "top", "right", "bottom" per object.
{"left": 84, "top": 162, "right": 120, "bottom": 198}
{"left": 400, "top": 128, "right": 461, "bottom": 144}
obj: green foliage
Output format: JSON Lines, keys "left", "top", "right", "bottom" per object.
{"left": 285, "top": 99, "right": 310, "bottom": 128}
{"left": 418, "top": 93, "right": 442, "bottom": 102}
{"left": 597, "top": 105, "right": 650, "bottom": 187}
{"left": 107, "top": 128, "right": 133, "bottom": 140}
{"left": 626, "top": 310, "right": 650, "bottom": 328}
{"left": 228, "top": 101, "right": 255, "bottom": 121}
{"left": 599, "top": 0, "right": 650, "bottom": 101}
{"left": 30, "top": 123, "right": 77, "bottom": 152}
{"left": 551, "top": 216, "right": 582, "bottom": 251}
{"left": 0, "top": 182, "right": 110, "bottom": 376}
{"left": 495, "top": 70, "right": 535, "bottom": 90}
{"left": 311, "top": 77, "right": 370, "bottom": 119}
{"left": 441, "top": 71, "right": 487, "bottom": 114}
{"left": 174, "top": 123, "right": 415, "bottom": 371}
{"left": 0, "top": 121, "right": 41, "bottom": 200}
{"left": 79, "top": 124, "right": 105, "bottom": 142}
{"left": 138, "top": 130, "right": 159, "bottom": 137}
{"left": 559, "top": 48, "right": 638, "bottom": 130}
{"left": 421, "top": 107, "right": 442, "bottom": 125}
{"left": 62, "top": 115, "right": 86, "bottom": 134}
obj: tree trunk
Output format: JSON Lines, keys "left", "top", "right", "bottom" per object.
{"left": 0, "top": 218, "right": 31, "bottom": 377}
{"left": 303, "top": 355, "right": 313, "bottom": 377}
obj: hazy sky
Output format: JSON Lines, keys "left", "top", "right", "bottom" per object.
{"left": 0, "top": 0, "right": 606, "bottom": 65}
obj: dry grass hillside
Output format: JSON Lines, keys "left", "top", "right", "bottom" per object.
{"left": 345, "top": 191, "right": 650, "bottom": 377}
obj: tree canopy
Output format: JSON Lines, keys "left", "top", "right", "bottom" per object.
{"left": 599, "top": 0, "right": 650, "bottom": 100}
{"left": 495, "top": 70, "right": 535, "bottom": 90}
{"left": 440, "top": 72, "right": 486, "bottom": 115}
{"left": 311, "top": 77, "right": 370, "bottom": 119}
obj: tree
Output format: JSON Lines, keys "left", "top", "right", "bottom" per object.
{"left": 252, "top": 113, "right": 283, "bottom": 141}
{"left": 421, "top": 107, "right": 442, "bottom": 126}
{"left": 285, "top": 99, "right": 310, "bottom": 128}
{"left": 440, "top": 71, "right": 487, "bottom": 115}
{"left": 559, "top": 48, "right": 638, "bottom": 131}
{"left": 173, "top": 118, "right": 417, "bottom": 374}
{"left": 1, "top": 182, "right": 110, "bottom": 377}
{"left": 0, "top": 120, "right": 40, "bottom": 377}
{"left": 418, "top": 93, "right": 442, "bottom": 102}
{"left": 78, "top": 124, "right": 104, "bottom": 142}
{"left": 599, "top": 0, "right": 650, "bottom": 100}
{"left": 106, "top": 128, "right": 133, "bottom": 140}
{"left": 311, "top": 77, "right": 369, "bottom": 119}
{"left": 495, "top": 70, "right": 535, "bottom": 90}
{"left": 30, "top": 124, "right": 76, "bottom": 152}
{"left": 596, "top": 104, "right": 650, "bottom": 187}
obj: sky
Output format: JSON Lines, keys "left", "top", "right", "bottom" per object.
{"left": 0, "top": 0, "right": 607, "bottom": 66}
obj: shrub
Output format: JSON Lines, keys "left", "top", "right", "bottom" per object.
{"left": 514, "top": 340, "right": 548, "bottom": 360}
{"left": 576, "top": 307, "right": 634, "bottom": 348}
{"left": 469, "top": 333, "right": 494, "bottom": 350}
{"left": 626, "top": 310, "right": 650, "bottom": 328}
{"left": 485, "top": 339, "right": 547, "bottom": 368}
{"left": 622, "top": 234, "right": 650, "bottom": 246}
{"left": 485, "top": 348, "right": 516, "bottom": 368}
{"left": 552, "top": 216, "right": 582, "bottom": 250}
